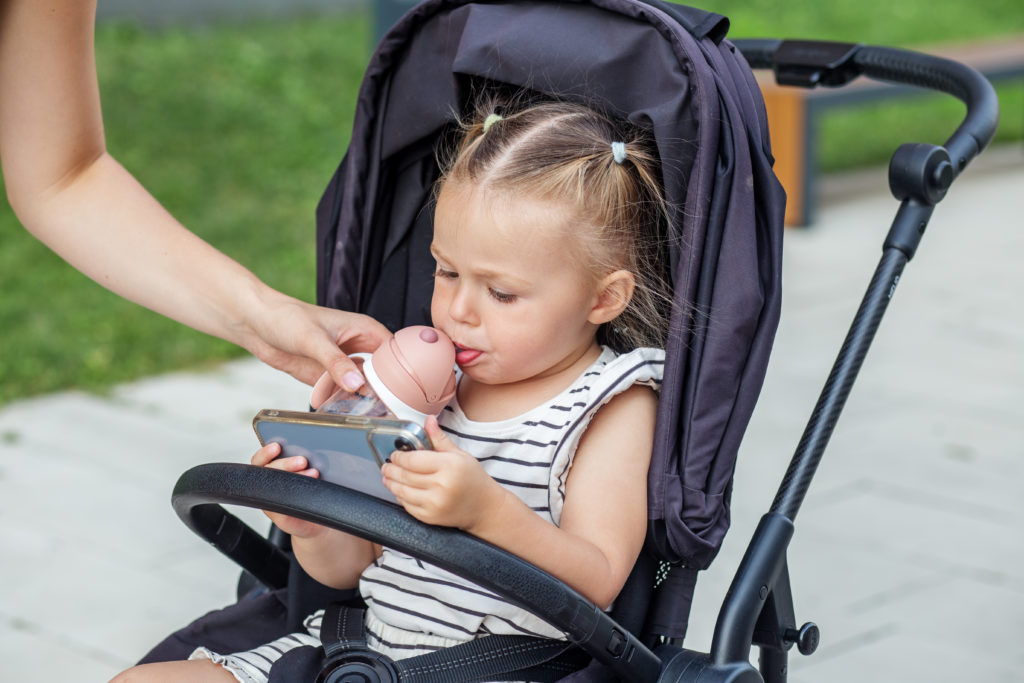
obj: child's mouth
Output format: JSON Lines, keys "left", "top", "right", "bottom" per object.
{"left": 454, "top": 344, "right": 483, "bottom": 366}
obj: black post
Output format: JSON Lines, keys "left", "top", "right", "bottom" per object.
{"left": 770, "top": 246, "right": 908, "bottom": 521}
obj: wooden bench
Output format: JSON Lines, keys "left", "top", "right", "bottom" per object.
{"left": 757, "top": 35, "right": 1024, "bottom": 226}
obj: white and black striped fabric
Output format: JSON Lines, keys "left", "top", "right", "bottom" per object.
{"left": 189, "top": 609, "right": 474, "bottom": 682}
{"left": 360, "top": 346, "right": 665, "bottom": 643}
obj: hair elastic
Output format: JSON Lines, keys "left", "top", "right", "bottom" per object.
{"left": 482, "top": 113, "right": 503, "bottom": 133}
{"left": 611, "top": 141, "right": 627, "bottom": 165}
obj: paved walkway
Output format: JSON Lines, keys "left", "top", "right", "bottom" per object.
{"left": 2, "top": 148, "right": 1022, "bottom": 681}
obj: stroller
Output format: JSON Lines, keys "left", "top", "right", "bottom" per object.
{"left": 170, "top": 1, "right": 999, "bottom": 681}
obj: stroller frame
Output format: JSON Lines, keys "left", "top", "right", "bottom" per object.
{"left": 171, "top": 7, "right": 999, "bottom": 682}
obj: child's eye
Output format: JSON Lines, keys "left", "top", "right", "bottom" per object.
{"left": 489, "top": 288, "right": 517, "bottom": 304}
{"left": 434, "top": 267, "right": 457, "bottom": 280}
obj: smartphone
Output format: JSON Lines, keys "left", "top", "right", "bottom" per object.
{"left": 252, "top": 409, "right": 431, "bottom": 503}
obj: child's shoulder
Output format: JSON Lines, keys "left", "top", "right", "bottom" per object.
{"left": 569, "top": 346, "right": 663, "bottom": 430}
{"left": 592, "top": 345, "right": 665, "bottom": 390}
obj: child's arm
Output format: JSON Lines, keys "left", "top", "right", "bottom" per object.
{"left": 252, "top": 443, "right": 380, "bottom": 589}
{"left": 382, "top": 385, "right": 657, "bottom": 609}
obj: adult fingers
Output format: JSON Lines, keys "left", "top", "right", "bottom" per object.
{"left": 252, "top": 302, "right": 388, "bottom": 389}
{"left": 317, "top": 311, "right": 391, "bottom": 392}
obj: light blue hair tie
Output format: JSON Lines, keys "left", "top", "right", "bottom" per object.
{"left": 483, "top": 113, "right": 503, "bottom": 133}
{"left": 611, "top": 141, "right": 627, "bottom": 165}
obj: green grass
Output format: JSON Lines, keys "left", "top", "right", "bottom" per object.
{"left": 706, "top": 0, "right": 1024, "bottom": 44}
{"left": 0, "top": 12, "right": 371, "bottom": 404}
{"left": 1, "top": 3, "right": 1021, "bottom": 405}
{"left": 706, "top": 0, "right": 1024, "bottom": 171}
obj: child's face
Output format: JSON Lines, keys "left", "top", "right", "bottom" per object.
{"left": 430, "top": 180, "right": 604, "bottom": 387}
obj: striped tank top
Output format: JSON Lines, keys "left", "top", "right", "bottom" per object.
{"left": 358, "top": 346, "right": 665, "bottom": 643}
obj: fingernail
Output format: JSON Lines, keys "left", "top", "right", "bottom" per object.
{"left": 342, "top": 371, "right": 365, "bottom": 391}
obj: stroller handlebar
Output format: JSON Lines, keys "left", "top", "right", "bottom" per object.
{"left": 733, "top": 39, "right": 999, "bottom": 176}
{"left": 172, "top": 462, "right": 663, "bottom": 682}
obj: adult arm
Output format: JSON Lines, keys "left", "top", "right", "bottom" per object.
{"left": 0, "top": 0, "right": 386, "bottom": 388}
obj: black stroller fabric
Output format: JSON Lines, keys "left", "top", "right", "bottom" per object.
{"left": 315, "top": 0, "right": 785, "bottom": 643}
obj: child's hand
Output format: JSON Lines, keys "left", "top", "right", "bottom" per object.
{"left": 251, "top": 442, "right": 326, "bottom": 539}
{"left": 382, "top": 417, "right": 509, "bottom": 533}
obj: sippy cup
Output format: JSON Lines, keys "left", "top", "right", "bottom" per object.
{"left": 311, "top": 325, "right": 457, "bottom": 424}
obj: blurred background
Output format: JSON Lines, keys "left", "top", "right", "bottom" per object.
{"left": 1, "top": 0, "right": 1021, "bottom": 406}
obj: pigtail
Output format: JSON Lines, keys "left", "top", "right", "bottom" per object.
{"left": 611, "top": 141, "right": 627, "bottom": 165}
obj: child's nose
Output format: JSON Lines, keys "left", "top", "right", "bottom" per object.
{"left": 447, "top": 285, "right": 477, "bottom": 324}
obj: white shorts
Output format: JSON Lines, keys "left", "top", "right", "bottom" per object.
{"left": 190, "top": 609, "right": 473, "bottom": 683}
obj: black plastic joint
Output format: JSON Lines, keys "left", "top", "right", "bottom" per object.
{"left": 655, "top": 647, "right": 763, "bottom": 683}
{"left": 883, "top": 200, "right": 935, "bottom": 261}
{"left": 772, "top": 40, "right": 863, "bottom": 88}
{"left": 888, "top": 143, "right": 953, "bottom": 206}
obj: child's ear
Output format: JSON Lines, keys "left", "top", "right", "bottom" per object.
{"left": 588, "top": 270, "right": 635, "bottom": 324}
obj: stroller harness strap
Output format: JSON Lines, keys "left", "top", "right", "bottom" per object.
{"left": 317, "top": 603, "right": 588, "bottom": 683}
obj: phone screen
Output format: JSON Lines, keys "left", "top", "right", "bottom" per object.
{"left": 255, "top": 419, "right": 403, "bottom": 503}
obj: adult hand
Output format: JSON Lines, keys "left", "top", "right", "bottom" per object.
{"left": 240, "top": 292, "right": 390, "bottom": 391}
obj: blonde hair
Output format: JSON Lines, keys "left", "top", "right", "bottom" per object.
{"left": 438, "top": 97, "right": 672, "bottom": 350}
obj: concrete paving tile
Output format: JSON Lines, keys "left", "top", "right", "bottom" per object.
{"left": 886, "top": 576, "right": 1024, "bottom": 668}
{"left": 0, "top": 523, "right": 243, "bottom": 672}
{"left": 112, "top": 359, "right": 311, "bottom": 433}
{"left": 0, "top": 361, "right": 305, "bottom": 679}
{"left": 797, "top": 488, "right": 1023, "bottom": 590}
{"left": 802, "top": 414, "right": 1024, "bottom": 528}
{"left": 0, "top": 392, "right": 212, "bottom": 488}
{"left": 1, "top": 435, "right": 213, "bottom": 566}
{"left": 0, "top": 622, "right": 125, "bottom": 683}
{"left": 791, "top": 625, "right": 1021, "bottom": 683}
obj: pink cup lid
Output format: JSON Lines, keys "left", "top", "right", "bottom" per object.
{"left": 309, "top": 326, "right": 456, "bottom": 420}
{"left": 371, "top": 326, "right": 456, "bottom": 417}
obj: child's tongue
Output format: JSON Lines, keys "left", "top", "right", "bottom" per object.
{"left": 455, "top": 346, "right": 482, "bottom": 365}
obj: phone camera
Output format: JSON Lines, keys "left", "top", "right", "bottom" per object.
{"left": 394, "top": 437, "right": 415, "bottom": 452}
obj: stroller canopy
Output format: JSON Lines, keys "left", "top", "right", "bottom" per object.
{"left": 316, "top": 0, "right": 785, "bottom": 572}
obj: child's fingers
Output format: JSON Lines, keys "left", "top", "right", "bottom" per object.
{"left": 251, "top": 442, "right": 282, "bottom": 466}
{"left": 382, "top": 474, "right": 429, "bottom": 511}
{"left": 252, "top": 443, "right": 315, "bottom": 475}
{"left": 382, "top": 460, "right": 432, "bottom": 490}
{"left": 423, "top": 416, "right": 457, "bottom": 453}
{"left": 386, "top": 448, "right": 443, "bottom": 476}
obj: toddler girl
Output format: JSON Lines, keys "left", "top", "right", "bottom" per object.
{"left": 114, "top": 96, "right": 673, "bottom": 682}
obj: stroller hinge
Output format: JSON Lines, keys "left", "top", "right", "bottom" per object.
{"left": 771, "top": 40, "right": 863, "bottom": 88}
